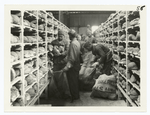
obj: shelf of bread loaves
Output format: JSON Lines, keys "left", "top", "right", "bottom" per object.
{"left": 127, "top": 43, "right": 140, "bottom": 59}
{"left": 47, "top": 22, "right": 54, "bottom": 32}
{"left": 25, "top": 83, "right": 38, "bottom": 106}
{"left": 11, "top": 64, "right": 22, "bottom": 86}
{"left": 11, "top": 97, "right": 23, "bottom": 106}
{"left": 11, "top": 45, "right": 22, "bottom": 65}
{"left": 97, "top": 11, "right": 141, "bottom": 107}
{"left": 25, "top": 69, "right": 38, "bottom": 105}
{"left": 25, "top": 93, "right": 38, "bottom": 106}
{"left": 127, "top": 62, "right": 140, "bottom": 84}
{"left": 25, "top": 81, "right": 37, "bottom": 92}
{"left": 127, "top": 11, "right": 140, "bottom": 29}
{"left": 39, "top": 77, "right": 47, "bottom": 90}
{"left": 117, "top": 84, "right": 137, "bottom": 106}
{"left": 23, "top": 11, "right": 37, "bottom": 30}
{"left": 11, "top": 26, "right": 22, "bottom": 45}
{"left": 38, "top": 31, "right": 46, "bottom": 43}
{"left": 39, "top": 54, "right": 47, "bottom": 66}
{"left": 24, "top": 10, "right": 37, "bottom": 18}
{"left": 10, "top": 10, "right": 70, "bottom": 106}
{"left": 38, "top": 13, "right": 46, "bottom": 32}
{"left": 127, "top": 57, "right": 140, "bottom": 105}
{"left": 39, "top": 81, "right": 49, "bottom": 96}
{"left": 26, "top": 81, "right": 50, "bottom": 106}
{"left": 47, "top": 13, "right": 53, "bottom": 24}
{"left": 126, "top": 83, "right": 140, "bottom": 106}
{"left": 23, "top": 27, "right": 37, "bottom": 43}
{"left": 11, "top": 10, "right": 22, "bottom": 26}
{"left": 23, "top": 46, "right": 37, "bottom": 59}
{"left": 11, "top": 23, "right": 21, "bottom": 28}
{"left": 11, "top": 81, "right": 23, "bottom": 106}
{"left": 127, "top": 26, "right": 140, "bottom": 42}
{"left": 47, "top": 33, "right": 54, "bottom": 43}
{"left": 24, "top": 59, "right": 37, "bottom": 76}
{"left": 38, "top": 10, "right": 46, "bottom": 19}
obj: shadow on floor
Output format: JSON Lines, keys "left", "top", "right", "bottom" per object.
{"left": 39, "top": 91, "right": 126, "bottom": 106}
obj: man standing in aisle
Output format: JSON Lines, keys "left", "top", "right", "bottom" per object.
{"left": 51, "top": 30, "right": 69, "bottom": 71}
{"left": 62, "top": 29, "right": 81, "bottom": 102}
{"left": 85, "top": 27, "right": 95, "bottom": 43}
{"left": 83, "top": 41, "right": 113, "bottom": 75}
{"left": 86, "top": 25, "right": 92, "bottom": 36}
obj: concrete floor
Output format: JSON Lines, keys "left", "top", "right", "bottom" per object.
{"left": 39, "top": 91, "right": 127, "bottom": 106}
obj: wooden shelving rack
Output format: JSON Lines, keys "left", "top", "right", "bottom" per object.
{"left": 10, "top": 10, "right": 69, "bottom": 106}
{"left": 94, "top": 10, "right": 141, "bottom": 107}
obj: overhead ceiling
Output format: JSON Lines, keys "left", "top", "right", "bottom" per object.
{"left": 47, "top": 11, "right": 116, "bottom": 15}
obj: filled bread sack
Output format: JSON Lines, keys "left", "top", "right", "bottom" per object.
{"left": 91, "top": 74, "right": 118, "bottom": 100}
{"left": 79, "top": 51, "right": 96, "bottom": 91}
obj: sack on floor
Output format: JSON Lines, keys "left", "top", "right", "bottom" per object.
{"left": 48, "top": 71, "right": 71, "bottom": 99}
{"left": 91, "top": 74, "right": 118, "bottom": 100}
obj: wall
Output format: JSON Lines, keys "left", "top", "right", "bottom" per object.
{"left": 52, "top": 11, "right": 116, "bottom": 34}
{"left": 79, "top": 27, "right": 87, "bottom": 35}
{"left": 67, "top": 12, "right": 115, "bottom": 34}
{"left": 69, "top": 27, "right": 87, "bottom": 35}
{"left": 69, "top": 13, "right": 111, "bottom": 27}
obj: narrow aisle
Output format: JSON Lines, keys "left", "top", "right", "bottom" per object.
{"left": 39, "top": 91, "right": 126, "bottom": 106}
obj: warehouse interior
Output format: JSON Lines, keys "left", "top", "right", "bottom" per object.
{"left": 50, "top": 11, "right": 116, "bottom": 34}
{"left": 10, "top": 9, "right": 141, "bottom": 107}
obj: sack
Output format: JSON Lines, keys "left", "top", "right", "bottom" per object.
{"left": 81, "top": 51, "right": 95, "bottom": 67}
{"left": 79, "top": 66, "right": 96, "bottom": 91}
{"left": 48, "top": 71, "right": 71, "bottom": 99}
{"left": 91, "top": 74, "right": 117, "bottom": 100}
{"left": 79, "top": 66, "right": 96, "bottom": 80}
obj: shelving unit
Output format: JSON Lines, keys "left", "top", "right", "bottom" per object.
{"left": 94, "top": 10, "right": 141, "bottom": 107}
{"left": 10, "top": 10, "right": 69, "bottom": 106}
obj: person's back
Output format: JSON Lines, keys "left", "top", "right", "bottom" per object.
{"left": 93, "top": 43, "right": 110, "bottom": 55}
{"left": 62, "top": 29, "right": 81, "bottom": 102}
{"left": 68, "top": 39, "right": 81, "bottom": 71}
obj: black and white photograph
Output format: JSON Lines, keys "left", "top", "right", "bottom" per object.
{"left": 3, "top": 4, "right": 147, "bottom": 112}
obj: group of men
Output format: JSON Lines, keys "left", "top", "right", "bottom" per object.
{"left": 50, "top": 26, "right": 113, "bottom": 102}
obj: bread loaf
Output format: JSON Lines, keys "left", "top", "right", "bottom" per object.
{"left": 128, "top": 62, "right": 138, "bottom": 70}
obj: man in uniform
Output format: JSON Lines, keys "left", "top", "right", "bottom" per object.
{"left": 51, "top": 30, "right": 69, "bottom": 71}
{"left": 62, "top": 29, "right": 81, "bottom": 102}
